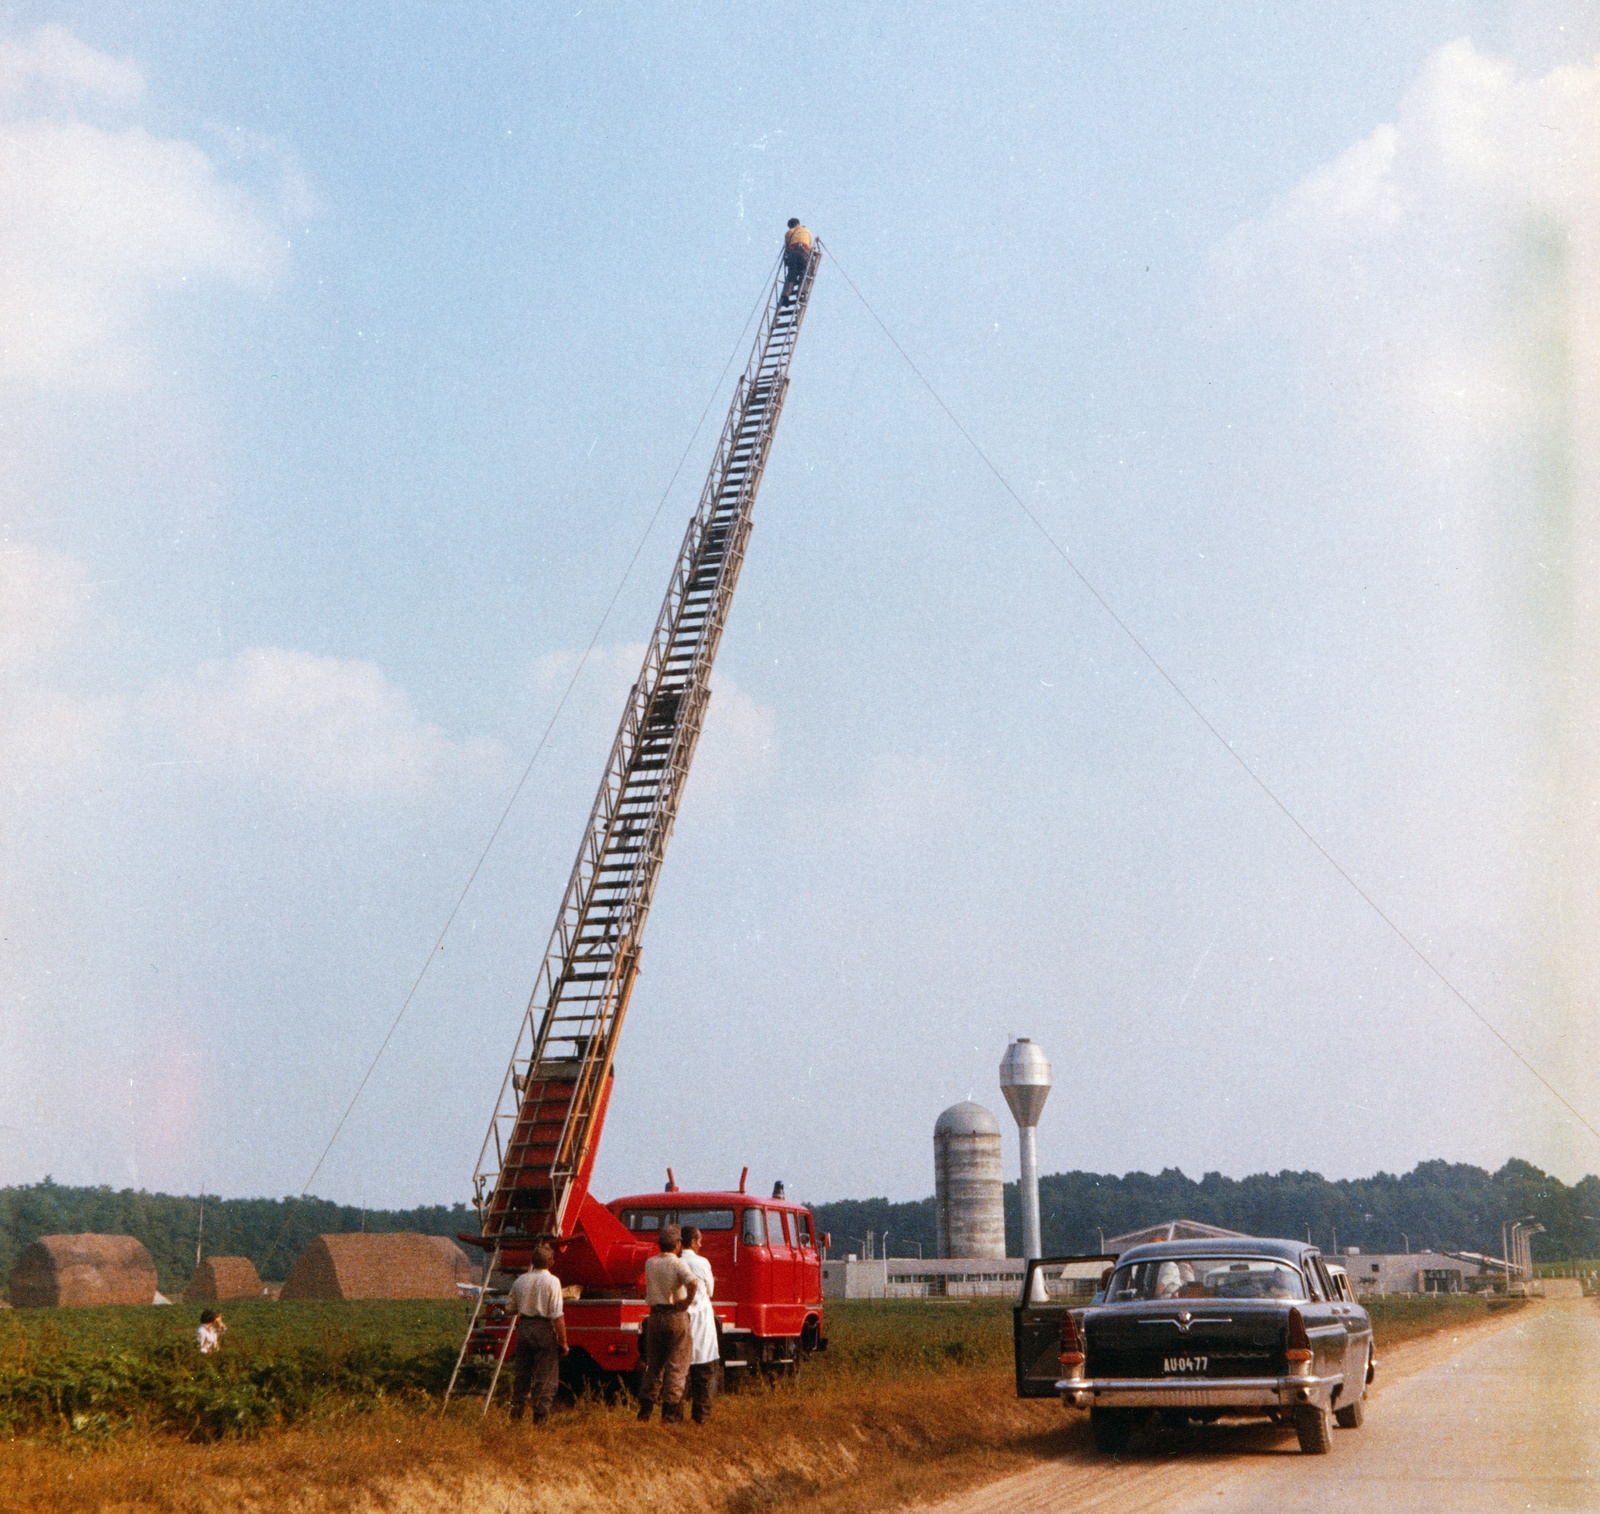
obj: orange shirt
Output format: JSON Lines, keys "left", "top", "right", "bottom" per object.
{"left": 784, "top": 224, "right": 813, "bottom": 253}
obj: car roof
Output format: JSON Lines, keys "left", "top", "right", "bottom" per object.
{"left": 1115, "top": 1237, "right": 1313, "bottom": 1266}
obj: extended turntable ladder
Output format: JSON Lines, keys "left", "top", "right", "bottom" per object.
{"left": 470, "top": 244, "right": 820, "bottom": 1262}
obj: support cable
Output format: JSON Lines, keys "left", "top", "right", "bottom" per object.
{"left": 822, "top": 239, "right": 1600, "bottom": 1149}
{"left": 257, "top": 259, "right": 778, "bottom": 1277}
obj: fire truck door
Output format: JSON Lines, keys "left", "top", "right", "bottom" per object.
{"left": 768, "top": 1209, "right": 798, "bottom": 1304}
{"left": 741, "top": 1205, "right": 773, "bottom": 1304}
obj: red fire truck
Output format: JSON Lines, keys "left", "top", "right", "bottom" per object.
{"left": 446, "top": 236, "right": 826, "bottom": 1405}
{"left": 470, "top": 1175, "right": 826, "bottom": 1386}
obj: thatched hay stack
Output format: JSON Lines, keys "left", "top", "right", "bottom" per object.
{"left": 8, "top": 1234, "right": 159, "bottom": 1308}
{"left": 183, "top": 1256, "right": 265, "bottom": 1303}
{"left": 279, "top": 1232, "right": 460, "bottom": 1301}
{"left": 423, "top": 1234, "right": 477, "bottom": 1287}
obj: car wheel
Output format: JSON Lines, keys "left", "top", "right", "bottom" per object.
{"left": 1295, "top": 1402, "right": 1333, "bottom": 1454}
{"left": 1335, "top": 1384, "right": 1366, "bottom": 1429}
{"left": 1090, "top": 1407, "right": 1134, "bottom": 1454}
{"left": 1336, "top": 1349, "right": 1369, "bottom": 1427}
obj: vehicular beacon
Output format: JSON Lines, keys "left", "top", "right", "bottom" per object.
{"left": 1014, "top": 1238, "right": 1375, "bottom": 1455}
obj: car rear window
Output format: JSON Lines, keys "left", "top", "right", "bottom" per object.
{"left": 1108, "top": 1257, "right": 1306, "bottom": 1301}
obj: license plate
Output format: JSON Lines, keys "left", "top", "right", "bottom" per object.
{"left": 1163, "top": 1356, "right": 1208, "bottom": 1373}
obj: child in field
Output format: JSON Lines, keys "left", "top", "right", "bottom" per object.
{"left": 196, "top": 1310, "right": 226, "bottom": 1353}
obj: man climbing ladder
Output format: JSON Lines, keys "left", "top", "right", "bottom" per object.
{"left": 782, "top": 217, "right": 813, "bottom": 304}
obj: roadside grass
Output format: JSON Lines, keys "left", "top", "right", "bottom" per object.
{"left": 1364, "top": 1293, "right": 1521, "bottom": 1347}
{"left": 0, "top": 1294, "right": 1517, "bottom": 1513}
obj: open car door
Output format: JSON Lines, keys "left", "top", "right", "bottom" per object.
{"left": 1014, "top": 1254, "right": 1117, "bottom": 1398}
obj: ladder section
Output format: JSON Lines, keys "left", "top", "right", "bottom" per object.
{"left": 471, "top": 245, "right": 821, "bottom": 1246}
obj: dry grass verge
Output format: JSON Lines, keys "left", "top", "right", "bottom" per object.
{"left": 0, "top": 1370, "right": 1071, "bottom": 1514}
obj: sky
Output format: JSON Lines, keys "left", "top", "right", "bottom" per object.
{"left": 1, "top": 2, "right": 1598, "bottom": 1212}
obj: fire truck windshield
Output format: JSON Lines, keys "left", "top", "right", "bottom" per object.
{"left": 620, "top": 1208, "right": 735, "bottom": 1232}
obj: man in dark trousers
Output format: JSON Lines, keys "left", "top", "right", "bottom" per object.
{"left": 781, "top": 218, "right": 812, "bottom": 304}
{"left": 507, "top": 1242, "right": 568, "bottom": 1424}
{"left": 638, "top": 1222, "right": 698, "bottom": 1422}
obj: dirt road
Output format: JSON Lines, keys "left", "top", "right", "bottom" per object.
{"left": 920, "top": 1300, "right": 1598, "bottom": 1514}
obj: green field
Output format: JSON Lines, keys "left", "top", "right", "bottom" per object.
{"left": 0, "top": 1292, "right": 1509, "bottom": 1442}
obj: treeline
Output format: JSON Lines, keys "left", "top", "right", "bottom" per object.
{"left": 0, "top": 1181, "right": 474, "bottom": 1294}
{"left": 810, "top": 1159, "right": 1600, "bottom": 1263}
{"left": 7, "top": 1158, "right": 1597, "bottom": 1294}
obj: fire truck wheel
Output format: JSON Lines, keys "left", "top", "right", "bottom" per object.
{"left": 760, "top": 1339, "right": 800, "bottom": 1383}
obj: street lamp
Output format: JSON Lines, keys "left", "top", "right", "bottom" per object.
{"left": 1523, "top": 1223, "right": 1545, "bottom": 1281}
{"left": 1507, "top": 1216, "right": 1538, "bottom": 1281}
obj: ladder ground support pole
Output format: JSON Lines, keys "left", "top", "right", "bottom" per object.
{"left": 456, "top": 242, "right": 821, "bottom": 1410}
{"left": 441, "top": 1241, "right": 501, "bottom": 1412}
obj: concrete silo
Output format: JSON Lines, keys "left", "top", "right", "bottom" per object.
{"left": 934, "top": 1101, "right": 1007, "bottom": 1259}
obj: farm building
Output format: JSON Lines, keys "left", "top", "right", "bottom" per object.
{"left": 183, "top": 1256, "right": 266, "bottom": 1302}
{"left": 279, "top": 1232, "right": 462, "bottom": 1300}
{"left": 8, "top": 1234, "right": 160, "bottom": 1308}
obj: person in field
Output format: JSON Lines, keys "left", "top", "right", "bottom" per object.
{"left": 196, "top": 1309, "right": 226, "bottom": 1353}
{"left": 638, "top": 1222, "right": 698, "bottom": 1422}
{"left": 682, "top": 1225, "right": 719, "bottom": 1424}
{"left": 507, "top": 1242, "right": 568, "bottom": 1424}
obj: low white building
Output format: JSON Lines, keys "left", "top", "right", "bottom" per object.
{"left": 1334, "top": 1250, "right": 1475, "bottom": 1295}
{"left": 821, "top": 1255, "right": 1112, "bottom": 1300}
{"left": 821, "top": 1256, "right": 1027, "bottom": 1299}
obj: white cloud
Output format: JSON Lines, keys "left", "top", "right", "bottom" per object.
{"left": 693, "top": 678, "right": 776, "bottom": 803}
{"left": 0, "top": 542, "right": 90, "bottom": 678}
{"left": 0, "top": 24, "right": 144, "bottom": 109}
{"left": 0, "top": 26, "right": 291, "bottom": 388}
{"left": 1204, "top": 40, "right": 1600, "bottom": 1153}
{"left": 140, "top": 646, "right": 508, "bottom": 801}
{"left": 1210, "top": 40, "right": 1598, "bottom": 457}
{"left": 0, "top": 544, "right": 115, "bottom": 789}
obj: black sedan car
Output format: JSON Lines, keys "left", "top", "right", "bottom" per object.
{"left": 1014, "top": 1238, "right": 1374, "bottom": 1454}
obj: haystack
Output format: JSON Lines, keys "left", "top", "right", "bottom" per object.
{"left": 183, "top": 1256, "right": 265, "bottom": 1303}
{"left": 8, "top": 1234, "right": 159, "bottom": 1308}
{"left": 279, "top": 1232, "right": 460, "bottom": 1301}
{"left": 423, "top": 1234, "right": 477, "bottom": 1287}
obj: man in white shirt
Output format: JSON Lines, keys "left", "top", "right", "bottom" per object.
{"left": 638, "top": 1223, "right": 698, "bottom": 1422}
{"left": 682, "top": 1225, "right": 719, "bottom": 1424}
{"left": 507, "top": 1243, "right": 568, "bottom": 1424}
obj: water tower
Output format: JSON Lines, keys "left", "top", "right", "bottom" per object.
{"left": 999, "top": 1038, "right": 1052, "bottom": 1259}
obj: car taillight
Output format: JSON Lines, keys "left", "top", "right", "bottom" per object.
{"left": 1059, "top": 1311, "right": 1085, "bottom": 1366}
{"left": 1285, "top": 1307, "right": 1312, "bottom": 1364}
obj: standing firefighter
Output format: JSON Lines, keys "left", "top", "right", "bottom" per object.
{"left": 781, "top": 218, "right": 812, "bottom": 304}
{"left": 683, "top": 1226, "right": 719, "bottom": 1424}
{"left": 637, "top": 1223, "right": 698, "bottom": 1422}
{"left": 508, "top": 1243, "right": 568, "bottom": 1424}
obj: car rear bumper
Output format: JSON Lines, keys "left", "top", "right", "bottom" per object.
{"left": 1057, "top": 1374, "right": 1340, "bottom": 1410}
